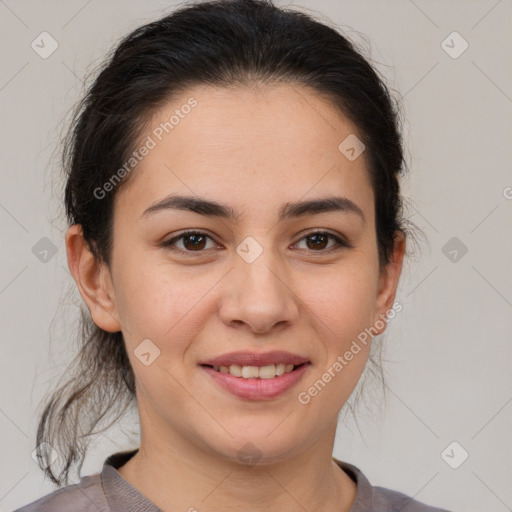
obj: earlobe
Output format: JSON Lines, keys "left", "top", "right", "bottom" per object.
{"left": 373, "top": 231, "right": 406, "bottom": 335}
{"left": 65, "top": 225, "right": 121, "bottom": 333}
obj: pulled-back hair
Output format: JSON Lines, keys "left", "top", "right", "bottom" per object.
{"left": 37, "top": 0, "right": 411, "bottom": 486}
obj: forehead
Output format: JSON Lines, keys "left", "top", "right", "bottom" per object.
{"left": 116, "top": 83, "right": 374, "bottom": 222}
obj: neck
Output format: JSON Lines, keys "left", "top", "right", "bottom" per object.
{"left": 117, "top": 419, "right": 356, "bottom": 512}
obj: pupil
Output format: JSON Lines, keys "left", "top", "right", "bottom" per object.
{"left": 185, "top": 234, "right": 205, "bottom": 250}
{"left": 307, "top": 234, "right": 327, "bottom": 250}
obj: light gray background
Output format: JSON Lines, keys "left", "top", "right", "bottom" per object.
{"left": 1, "top": 1, "right": 511, "bottom": 511}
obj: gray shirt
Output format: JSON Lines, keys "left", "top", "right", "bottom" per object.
{"left": 13, "top": 449, "right": 452, "bottom": 512}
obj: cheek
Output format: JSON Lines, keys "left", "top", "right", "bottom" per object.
{"left": 300, "top": 260, "right": 379, "bottom": 346}
{"left": 295, "top": 266, "right": 378, "bottom": 414}
{"left": 112, "top": 255, "right": 218, "bottom": 354}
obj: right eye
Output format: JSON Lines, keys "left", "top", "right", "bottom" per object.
{"left": 160, "top": 231, "right": 221, "bottom": 254}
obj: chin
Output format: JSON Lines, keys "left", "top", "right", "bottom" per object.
{"left": 203, "top": 428, "right": 306, "bottom": 467}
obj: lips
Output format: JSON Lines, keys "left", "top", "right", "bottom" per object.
{"left": 201, "top": 363, "right": 310, "bottom": 400}
{"left": 200, "top": 350, "right": 310, "bottom": 368}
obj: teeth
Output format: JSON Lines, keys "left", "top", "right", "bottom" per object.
{"left": 258, "top": 365, "right": 277, "bottom": 379}
{"left": 211, "top": 363, "right": 299, "bottom": 379}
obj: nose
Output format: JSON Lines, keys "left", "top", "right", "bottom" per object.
{"left": 218, "top": 250, "right": 300, "bottom": 335}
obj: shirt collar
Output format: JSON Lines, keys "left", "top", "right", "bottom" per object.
{"left": 333, "top": 457, "right": 374, "bottom": 511}
{"left": 102, "top": 449, "right": 161, "bottom": 512}
{"left": 102, "top": 449, "right": 372, "bottom": 511}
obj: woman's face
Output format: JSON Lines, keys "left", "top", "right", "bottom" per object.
{"left": 86, "top": 83, "right": 403, "bottom": 463}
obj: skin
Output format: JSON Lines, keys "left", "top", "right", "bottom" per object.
{"left": 66, "top": 83, "right": 405, "bottom": 512}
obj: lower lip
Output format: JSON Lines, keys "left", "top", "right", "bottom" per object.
{"left": 201, "top": 364, "right": 310, "bottom": 400}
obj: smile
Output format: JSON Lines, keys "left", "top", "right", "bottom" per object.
{"left": 200, "top": 362, "right": 310, "bottom": 400}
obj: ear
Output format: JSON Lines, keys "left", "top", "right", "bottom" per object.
{"left": 372, "top": 231, "right": 406, "bottom": 335}
{"left": 65, "top": 224, "right": 121, "bottom": 333}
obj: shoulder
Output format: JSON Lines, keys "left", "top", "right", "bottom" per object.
{"left": 334, "top": 459, "right": 452, "bottom": 512}
{"left": 12, "top": 473, "right": 110, "bottom": 512}
{"left": 371, "top": 484, "right": 452, "bottom": 512}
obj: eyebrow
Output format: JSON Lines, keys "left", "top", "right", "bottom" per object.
{"left": 140, "top": 194, "right": 366, "bottom": 224}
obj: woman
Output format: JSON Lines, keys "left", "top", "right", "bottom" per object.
{"left": 15, "top": 0, "right": 452, "bottom": 510}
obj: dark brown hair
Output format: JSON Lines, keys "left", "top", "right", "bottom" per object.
{"left": 37, "top": 0, "right": 412, "bottom": 486}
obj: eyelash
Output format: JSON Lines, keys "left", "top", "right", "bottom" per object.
{"left": 161, "top": 230, "right": 351, "bottom": 256}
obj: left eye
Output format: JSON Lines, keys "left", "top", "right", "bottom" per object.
{"left": 294, "top": 231, "right": 349, "bottom": 252}
{"left": 161, "top": 230, "right": 349, "bottom": 254}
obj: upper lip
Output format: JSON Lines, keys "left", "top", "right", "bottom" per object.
{"left": 200, "top": 350, "right": 310, "bottom": 367}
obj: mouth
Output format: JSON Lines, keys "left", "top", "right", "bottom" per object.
{"left": 200, "top": 361, "right": 311, "bottom": 401}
